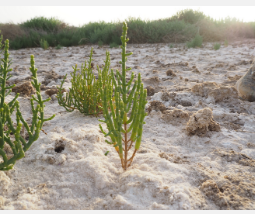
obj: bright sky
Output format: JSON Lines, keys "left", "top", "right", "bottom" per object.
{"left": 1, "top": 5, "right": 255, "bottom": 27}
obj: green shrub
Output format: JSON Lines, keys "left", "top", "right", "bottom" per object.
{"left": 20, "top": 16, "right": 65, "bottom": 33}
{"left": 169, "top": 44, "right": 173, "bottom": 48}
{"left": 55, "top": 44, "right": 63, "bottom": 49}
{"left": 224, "top": 39, "right": 229, "bottom": 47}
{"left": 213, "top": 43, "right": 221, "bottom": 50}
{"left": 98, "top": 40, "right": 103, "bottom": 47}
{"left": 57, "top": 48, "right": 112, "bottom": 116}
{"left": 0, "top": 39, "right": 55, "bottom": 170}
{"left": 3, "top": 11, "right": 255, "bottom": 50}
{"left": 40, "top": 39, "right": 49, "bottom": 50}
{"left": 109, "top": 42, "right": 119, "bottom": 48}
{"left": 170, "top": 9, "right": 207, "bottom": 24}
{"left": 187, "top": 33, "right": 203, "bottom": 48}
{"left": 99, "top": 22, "right": 147, "bottom": 170}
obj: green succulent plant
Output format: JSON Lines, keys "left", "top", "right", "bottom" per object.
{"left": 57, "top": 47, "right": 112, "bottom": 116}
{"left": 0, "top": 39, "right": 55, "bottom": 170}
{"left": 99, "top": 22, "right": 147, "bottom": 170}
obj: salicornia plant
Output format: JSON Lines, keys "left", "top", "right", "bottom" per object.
{"left": 99, "top": 22, "right": 147, "bottom": 170}
{"left": 57, "top": 47, "right": 112, "bottom": 116}
{"left": 0, "top": 39, "right": 55, "bottom": 170}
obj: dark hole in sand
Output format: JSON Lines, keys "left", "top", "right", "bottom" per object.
{"left": 55, "top": 145, "right": 65, "bottom": 153}
{"left": 219, "top": 187, "right": 224, "bottom": 193}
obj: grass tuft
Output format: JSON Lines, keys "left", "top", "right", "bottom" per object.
{"left": 213, "top": 43, "right": 221, "bottom": 50}
{"left": 187, "top": 33, "right": 203, "bottom": 48}
{"left": 40, "top": 39, "right": 49, "bottom": 50}
{"left": 109, "top": 42, "right": 119, "bottom": 48}
{"left": 55, "top": 44, "right": 63, "bottom": 49}
{"left": 224, "top": 39, "right": 229, "bottom": 47}
{"left": 98, "top": 40, "right": 103, "bottom": 47}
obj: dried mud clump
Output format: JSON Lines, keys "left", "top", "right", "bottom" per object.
{"left": 215, "top": 63, "right": 224, "bottom": 68}
{"left": 215, "top": 149, "right": 255, "bottom": 167}
{"left": 12, "top": 81, "right": 36, "bottom": 96}
{"left": 192, "top": 82, "right": 218, "bottom": 97}
{"left": 192, "top": 67, "right": 200, "bottom": 73}
{"left": 166, "top": 69, "right": 176, "bottom": 76}
{"left": 45, "top": 88, "right": 66, "bottom": 97}
{"left": 161, "top": 92, "right": 176, "bottom": 101}
{"left": 238, "top": 60, "right": 250, "bottom": 65}
{"left": 228, "top": 75, "right": 242, "bottom": 81}
{"left": 161, "top": 109, "right": 190, "bottom": 125}
{"left": 144, "top": 76, "right": 160, "bottom": 86}
{"left": 199, "top": 151, "right": 255, "bottom": 210}
{"left": 146, "top": 86, "right": 155, "bottom": 96}
{"left": 200, "top": 180, "right": 229, "bottom": 209}
{"left": 186, "top": 108, "right": 220, "bottom": 136}
{"left": 191, "top": 82, "right": 238, "bottom": 102}
{"left": 147, "top": 101, "right": 167, "bottom": 114}
{"left": 179, "top": 61, "right": 189, "bottom": 66}
{"left": 159, "top": 152, "right": 189, "bottom": 164}
{"left": 42, "top": 70, "right": 63, "bottom": 85}
{"left": 179, "top": 100, "right": 192, "bottom": 107}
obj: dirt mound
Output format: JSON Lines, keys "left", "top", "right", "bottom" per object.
{"left": 12, "top": 81, "right": 36, "bottom": 96}
{"left": 197, "top": 160, "right": 255, "bottom": 210}
{"left": 143, "top": 76, "right": 160, "bottom": 86}
{"left": 146, "top": 86, "right": 155, "bottom": 96}
{"left": 191, "top": 82, "right": 238, "bottom": 102}
{"left": 166, "top": 69, "right": 176, "bottom": 76}
{"left": 42, "top": 71, "right": 64, "bottom": 85}
{"left": 45, "top": 88, "right": 66, "bottom": 97}
{"left": 215, "top": 149, "right": 255, "bottom": 167}
{"left": 201, "top": 180, "right": 229, "bottom": 209}
{"left": 161, "top": 92, "right": 176, "bottom": 101}
{"left": 186, "top": 108, "right": 220, "bottom": 136}
{"left": 161, "top": 109, "right": 190, "bottom": 125}
{"left": 147, "top": 101, "right": 167, "bottom": 113}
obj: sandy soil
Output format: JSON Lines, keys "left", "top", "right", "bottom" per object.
{"left": 1, "top": 39, "right": 255, "bottom": 210}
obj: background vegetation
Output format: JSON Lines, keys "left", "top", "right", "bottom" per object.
{"left": 0, "top": 9, "right": 255, "bottom": 50}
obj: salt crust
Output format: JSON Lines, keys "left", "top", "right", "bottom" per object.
{"left": 1, "top": 41, "right": 255, "bottom": 210}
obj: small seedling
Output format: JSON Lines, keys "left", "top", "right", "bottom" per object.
{"left": 169, "top": 44, "right": 174, "bottom": 48}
